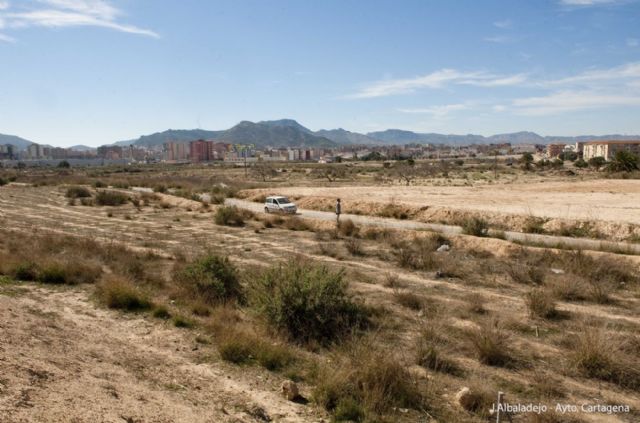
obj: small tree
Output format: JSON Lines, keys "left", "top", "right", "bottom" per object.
{"left": 57, "top": 160, "right": 71, "bottom": 168}
{"left": 251, "top": 161, "right": 277, "bottom": 182}
{"left": 574, "top": 158, "right": 588, "bottom": 168}
{"left": 588, "top": 156, "right": 606, "bottom": 169}
{"left": 393, "top": 161, "right": 420, "bottom": 185}
{"left": 608, "top": 150, "right": 639, "bottom": 172}
{"left": 520, "top": 153, "right": 534, "bottom": 170}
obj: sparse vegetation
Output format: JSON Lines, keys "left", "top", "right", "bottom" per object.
{"left": 248, "top": 259, "right": 369, "bottom": 345}
{"left": 174, "top": 254, "right": 242, "bottom": 305}
{"left": 65, "top": 185, "right": 92, "bottom": 199}
{"left": 314, "top": 342, "right": 424, "bottom": 420}
{"left": 467, "top": 321, "right": 513, "bottom": 367}
{"left": 525, "top": 289, "right": 558, "bottom": 319}
{"left": 95, "top": 276, "right": 152, "bottom": 311}
{"left": 461, "top": 216, "right": 489, "bottom": 237}
{"left": 214, "top": 205, "right": 249, "bottom": 226}
{"left": 95, "top": 190, "right": 129, "bottom": 206}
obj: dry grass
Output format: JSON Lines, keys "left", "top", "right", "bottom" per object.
{"left": 314, "top": 341, "right": 425, "bottom": 421}
{"left": 95, "top": 276, "right": 152, "bottom": 311}
{"left": 569, "top": 327, "right": 640, "bottom": 390}
{"left": 467, "top": 320, "right": 514, "bottom": 367}
{"left": 525, "top": 289, "right": 559, "bottom": 319}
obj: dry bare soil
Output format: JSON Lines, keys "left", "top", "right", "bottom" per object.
{"left": 242, "top": 179, "right": 640, "bottom": 241}
{"left": 1, "top": 181, "right": 640, "bottom": 423}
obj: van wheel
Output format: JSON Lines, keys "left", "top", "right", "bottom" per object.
{"left": 264, "top": 207, "right": 269, "bottom": 213}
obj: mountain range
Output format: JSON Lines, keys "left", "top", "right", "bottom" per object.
{"left": 0, "top": 133, "right": 34, "bottom": 150}
{"left": 3, "top": 119, "right": 640, "bottom": 150}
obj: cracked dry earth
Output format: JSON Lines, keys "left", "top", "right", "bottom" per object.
{"left": 0, "top": 285, "right": 321, "bottom": 423}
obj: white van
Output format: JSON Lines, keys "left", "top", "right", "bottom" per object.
{"left": 264, "top": 196, "right": 297, "bottom": 214}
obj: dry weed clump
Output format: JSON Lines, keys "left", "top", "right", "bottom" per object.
{"left": 461, "top": 216, "right": 489, "bottom": 237}
{"left": 214, "top": 205, "right": 253, "bottom": 226}
{"left": 467, "top": 320, "right": 514, "bottom": 367}
{"left": 507, "top": 263, "right": 545, "bottom": 285}
{"left": 338, "top": 219, "right": 359, "bottom": 237}
{"left": 95, "top": 190, "right": 129, "bottom": 206}
{"left": 525, "top": 289, "right": 559, "bottom": 319}
{"left": 569, "top": 327, "right": 640, "bottom": 390}
{"left": 344, "top": 237, "right": 364, "bottom": 256}
{"left": 393, "top": 290, "right": 424, "bottom": 310}
{"left": 248, "top": 259, "right": 369, "bottom": 345}
{"left": 415, "top": 334, "right": 461, "bottom": 376}
{"left": 314, "top": 342, "right": 424, "bottom": 421}
{"left": 65, "top": 185, "right": 92, "bottom": 199}
{"left": 95, "top": 276, "right": 152, "bottom": 311}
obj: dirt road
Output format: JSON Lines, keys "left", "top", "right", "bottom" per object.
{"left": 226, "top": 198, "right": 640, "bottom": 255}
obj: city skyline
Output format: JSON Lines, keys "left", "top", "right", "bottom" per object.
{"left": 1, "top": 0, "right": 640, "bottom": 147}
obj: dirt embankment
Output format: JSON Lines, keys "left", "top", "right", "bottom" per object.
{"left": 0, "top": 284, "right": 320, "bottom": 423}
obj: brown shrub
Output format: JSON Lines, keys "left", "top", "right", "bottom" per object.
{"left": 525, "top": 289, "right": 558, "bottom": 319}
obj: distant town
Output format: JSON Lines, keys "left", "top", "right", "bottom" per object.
{"left": 1, "top": 137, "right": 639, "bottom": 167}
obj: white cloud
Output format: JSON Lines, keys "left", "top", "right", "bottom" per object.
{"left": 349, "top": 69, "right": 527, "bottom": 98}
{"left": 0, "top": 32, "right": 14, "bottom": 42}
{"left": 513, "top": 91, "right": 640, "bottom": 115}
{"left": 0, "top": 1, "right": 9, "bottom": 11}
{"left": 0, "top": 0, "right": 158, "bottom": 39}
{"left": 627, "top": 38, "right": 639, "bottom": 47}
{"left": 484, "top": 35, "right": 512, "bottom": 44}
{"left": 560, "top": 0, "right": 622, "bottom": 5}
{"left": 398, "top": 104, "right": 470, "bottom": 118}
{"left": 493, "top": 19, "right": 512, "bottom": 29}
{"left": 542, "top": 62, "right": 640, "bottom": 87}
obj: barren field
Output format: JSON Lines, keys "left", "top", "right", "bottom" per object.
{"left": 242, "top": 179, "right": 640, "bottom": 241}
{"left": 1, "top": 178, "right": 640, "bottom": 423}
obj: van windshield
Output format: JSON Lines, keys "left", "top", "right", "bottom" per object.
{"left": 276, "top": 198, "right": 290, "bottom": 204}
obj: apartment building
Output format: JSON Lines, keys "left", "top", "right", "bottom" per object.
{"left": 582, "top": 140, "right": 640, "bottom": 161}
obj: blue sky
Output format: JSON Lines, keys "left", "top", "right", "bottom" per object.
{"left": 1, "top": 0, "right": 640, "bottom": 147}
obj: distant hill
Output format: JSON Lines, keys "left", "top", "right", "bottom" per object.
{"left": 0, "top": 133, "right": 34, "bottom": 150}
{"left": 258, "top": 119, "right": 313, "bottom": 134}
{"left": 217, "top": 120, "right": 336, "bottom": 147}
{"left": 115, "top": 129, "right": 223, "bottom": 147}
{"left": 105, "top": 121, "right": 640, "bottom": 149}
{"left": 364, "top": 130, "right": 637, "bottom": 145}
{"left": 115, "top": 120, "right": 336, "bottom": 148}
{"left": 316, "top": 128, "right": 383, "bottom": 145}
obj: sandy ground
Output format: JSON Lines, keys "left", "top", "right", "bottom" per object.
{"left": 0, "top": 284, "right": 320, "bottom": 423}
{"left": 244, "top": 179, "right": 640, "bottom": 224}
{"left": 1, "top": 184, "right": 639, "bottom": 423}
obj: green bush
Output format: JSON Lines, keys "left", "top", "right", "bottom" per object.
{"left": 152, "top": 306, "right": 171, "bottom": 319}
{"left": 0, "top": 177, "right": 7, "bottom": 186}
{"left": 574, "top": 158, "right": 588, "bottom": 168}
{"left": 214, "top": 205, "right": 246, "bottom": 226}
{"left": 175, "top": 254, "right": 242, "bottom": 304}
{"left": 65, "top": 186, "right": 92, "bottom": 199}
{"left": 12, "top": 261, "right": 39, "bottom": 281}
{"left": 38, "top": 263, "right": 68, "bottom": 284}
{"left": 249, "top": 260, "right": 369, "bottom": 345}
{"left": 95, "top": 190, "right": 129, "bottom": 206}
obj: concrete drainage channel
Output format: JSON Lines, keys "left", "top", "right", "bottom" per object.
{"left": 225, "top": 198, "right": 640, "bottom": 256}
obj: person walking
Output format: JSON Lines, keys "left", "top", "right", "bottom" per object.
{"left": 335, "top": 198, "right": 341, "bottom": 226}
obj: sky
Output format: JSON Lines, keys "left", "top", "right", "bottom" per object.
{"left": 1, "top": 0, "right": 640, "bottom": 147}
